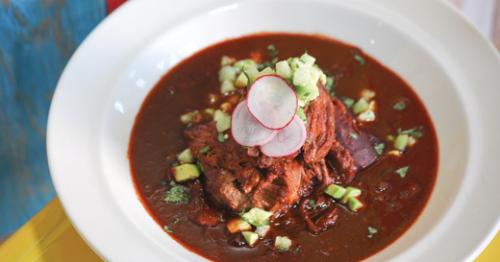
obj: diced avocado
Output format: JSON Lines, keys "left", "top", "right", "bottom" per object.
{"left": 172, "top": 164, "right": 200, "bottom": 182}
{"left": 275, "top": 60, "right": 292, "bottom": 79}
{"left": 341, "top": 187, "right": 362, "bottom": 204}
{"left": 348, "top": 197, "right": 364, "bottom": 212}
{"left": 244, "top": 66, "right": 259, "bottom": 83}
{"left": 220, "top": 80, "right": 235, "bottom": 94}
{"left": 219, "top": 65, "right": 237, "bottom": 82}
{"left": 255, "top": 225, "right": 271, "bottom": 237}
{"left": 324, "top": 184, "right": 347, "bottom": 200}
{"left": 289, "top": 57, "right": 305, "bottom": 71}
{"left": 300, "top": 52, "right": 316, "bottom": 66}
{"left": 177, "top": 148, "right": 193, "bottom": 164}
{"left": 242, "top": 231, "right": 259, "bottom": 247}
{"left": 226, "top": 218, "right": 252, "bottom": 234}
{"left": 234, "top": 73, "right": 249, "bottom": 88}
{"left": 394, "top": 134, "right": 409, "bottom": 152}
{"left": 214, "top": 110, "right": 231, "bottom": 133}
{"left": 352, "top": 98, "right": 369, "bottom": 114}
{"left": 274, "top": 236, "right": 292, "bottom": 252}
{"left": 241, "top": 207, "right": 273, "bottom": 227}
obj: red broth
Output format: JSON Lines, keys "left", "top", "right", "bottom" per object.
{"left": 129, "top": 33, "right": 438, "bottom": 261}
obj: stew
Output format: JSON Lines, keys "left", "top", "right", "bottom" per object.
{"left": 129, "top": 33, "right": 438, "bottom": 261}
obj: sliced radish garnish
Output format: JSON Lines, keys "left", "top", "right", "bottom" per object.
{"left": 260, "top": 116, "right": 307, "bottom": 157}
{"left": 247, "top": 75, "right": 298, "bottom": 130}
{"left": 231, "top": 100, "right": 277, "bottom": 146}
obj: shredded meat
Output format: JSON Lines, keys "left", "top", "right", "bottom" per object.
{"left": 303, "top": 84, "right": 336, "bottom": 164}
{"left": 299, "top": 195, "right": 339, "bottom": 234}
{"left": 183, "top": 84, "right": 380, "bottom": 221}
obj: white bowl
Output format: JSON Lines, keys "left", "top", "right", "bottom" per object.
{"left": 47, "top": 0, "right": 500, "bottom": 261}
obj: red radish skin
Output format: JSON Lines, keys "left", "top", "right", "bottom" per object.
{"left": 231, "top": 100, "right": 278, "bottom": 147}
{"left": 246, "top": 74, "right": 298, "bottom": 130}
{"left": 260, "top": 116, "right": 307, "bottom": 157}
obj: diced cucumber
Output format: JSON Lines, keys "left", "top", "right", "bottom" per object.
{"left": 296, "top": 107, "right": 307, "bottom": 122}
{"left": 214, "top": 110, "right": 231, "bottom": 133}
{"left": 220, "top": 80, "right": 235, "bottom": 94}
{"left": 244, "top": 66, "right": 260, "bottom": 83}
{"left": 361, "top": 89, "right": 376, "bottom": 100}
{"left": 293, "top": 66, "right": 311, "bottom": 88}
{"left": 219, "top": 65, "right": 237, "bottom": 82}
{"left": 275, "top": 60, "right": 292, "bottom": 79}
{"left": 324, "top": 184, "right": 347, "bottom": 200}
{"left": 220, "top": 56, "right": 236, "bottom": 66}
{"left": 177, "top": 148, "right": 193, "bottom": 164}
{"left": 256, "top": 67, "right": 275, "bottom": 78}
{"left": 319, "top": 71, "right": 327, "bottom": 86}
{"left": 255, "top": 225, "right": 271, "bottom": 237}
{"left": 357, "top": 110, "right": 375, "bottom": 122}
{"left": 226, "top": 218, "right": 252, "bottom": 234}
{"left": 348, "top": 197, "right": 364, "bottom": 212}
{"left": 242, "top": 232, "right": 259, "bottom": 247}
{"left": 352, "top": 98, "right": 370, "bottom": 114}
{"left": 234, "top": 73, "right": 249, "bottom": 88}
{"left": 241, "top": 207, "right": 273, "bottom": 227}
{"left": 234, "top": 59, "right": 257, "bottom": 71}
{"left": 341, "top": 187, "right": 362, "bottom": 204}
{"left": 172, "top": 164, "right": 200, "bottom": 182}
{"left": 274, "top": 236, "right": 292, "bottom": 252}
{"left": 300, "top": 52, "right": 316, "bottom": 66}
{"left": 180, "top": 111, "right": 200, "bottom": 124}
{"left": 394, "top": 134, "right": 409, "bottom": 152}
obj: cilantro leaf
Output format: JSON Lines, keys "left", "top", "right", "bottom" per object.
{"left": 395, "top": 166, "right": 409, "bottom": 178}
{"left": 164, "top": 183, "right": 190, "bottom": 204}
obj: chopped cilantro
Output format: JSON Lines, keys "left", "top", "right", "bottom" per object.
{"left": 374, "top": 142, "right": 385, "bottom": 155}
{"left": 395, "top": 166, "right": 409, "bottom": 178}
{"left": 163, "top": 225, "right": 173, "bottom": 233}
{"left": 398, "top": 126, "right": 424, "bottom": 138}
{"left": 341, "top": 97, "right": 355, "bottom": 108}
{"left": 393, "top": 101, "right": 407, "bottom": 111}
{"left": 367, "top": 226, "right": 378, "bottom": 238}
{"left": 266, "top": 44, "right": 279, "bottom": 59}
{"left": 354, "top": 53, "right": 366, "bottom": 65}
{"left": 164, "top": 183, "right": 190, "bottom": 204}
{"left": 350, "top": 132, "right": 359, "bottom": 140}
{"left": 292, "top": 246, "right": 302, "bottom": 255}
{"left": 307, "top": 200, "right": 316, "bottom": 209}
{"left": 199, "top": 145, "right": 211, "bottom": 154}
{"left": 217, "top": 133, "right": 226, "bottom": 143}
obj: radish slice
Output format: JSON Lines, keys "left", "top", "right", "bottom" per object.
{"left": 247, "top": 75, "right": 298, "bottom": 130}
{"left": 260, "top": 116, "right": 307, "bottom": 157}
{"left": 231, "top": 100, "right": 277, "bottom": 146}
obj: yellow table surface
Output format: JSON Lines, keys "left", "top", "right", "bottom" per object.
{"left": 1, "top": 198, "right": 499, "bottom": 261}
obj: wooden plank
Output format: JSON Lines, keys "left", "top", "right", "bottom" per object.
{"left": 0, "top": 0, "right": 105, "bottom": 239}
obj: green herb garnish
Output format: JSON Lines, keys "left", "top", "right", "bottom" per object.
{"left": 350, "top": 132, "right": 359, "bottom": 140}
{"left": 164, "top": 183, "right": 190, "bottom": 204}
{"left": 354, "top": 53, "right": 366, "bottom": 65}
{"left": 199, "top": 145, "right": 211, "bottom": 154}
{"left": 325, "top": 76, "right": 335, "bottom": 93}
{"left": 367, "top": 226, "right": 378, "bottom": 238}
{"left": 307, "top": 200, "right": 316, "bottom": 209}
{"left": 395, "top": 166, "right": 409, "bottom": 178}
{"left": 374, "top": 142, "right": 385, "bottom": 155}
{"left": 393, "top": 101, "right": 407, "bottom": 111}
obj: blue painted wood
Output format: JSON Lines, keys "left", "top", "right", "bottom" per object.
{"left": 0, "top": 0, "right": 106, "bottom": 239}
